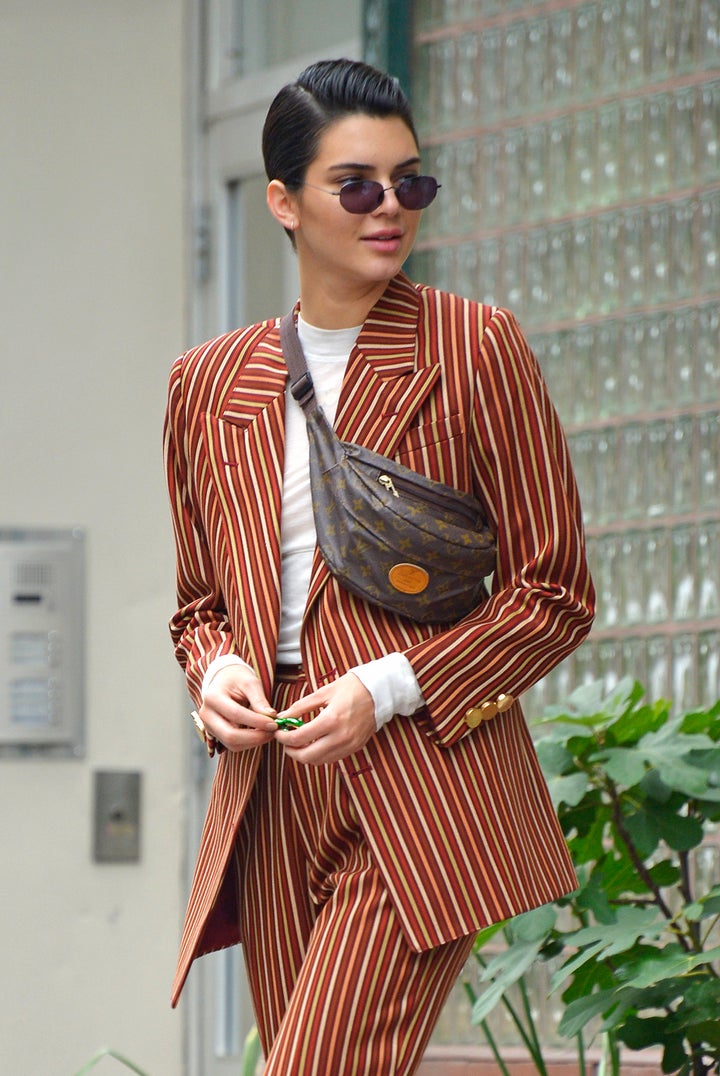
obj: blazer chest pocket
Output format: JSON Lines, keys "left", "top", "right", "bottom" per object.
{"left": 202, "top": 411, "right": 253, "bottom": 466}
{"left": 202, "top": 405, "right": 282, "bottom": 470}
{"left": 394, "top": 413, "right": 469, "bottom": 487}
{"left": 198, "top": 412, "right": 282, "bottom": 550}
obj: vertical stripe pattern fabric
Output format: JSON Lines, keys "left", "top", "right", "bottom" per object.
{"left": 237, "top": 678, "right": 476, "bottom": 1075}
{"left": 164, "top": 273, "right": 595, "bottom": 1005}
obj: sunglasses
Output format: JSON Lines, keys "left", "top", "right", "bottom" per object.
{"left": 302, "top": 175, "right": 441, "bottom": 214}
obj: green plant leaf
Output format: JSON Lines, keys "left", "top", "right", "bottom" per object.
{"left": 661, "top": 1034, "right": 690, "bottom": 1074}
{"left": 675, "top": 974, "right": 720, "bottom": 1019}
{"left": 590, "top": 851, "right": 653, "bottom": 901}
{"left": 647, "top": 859, "right": 681, "bottom": 888}
{"left": 680, "top": 700, "right": 720, "bottom": 738}
{"left": 639, "top": 767, "right": 673, "bottom": 803}
{"left": 240, "top": 1025, "right": 261, "bottom": 1076}
{"left": 686, "top": 748, "right": 720, "bottom": 802}
{"left": 546, "top": 771, "right": 589, "bottom": 810}
{"left": 662, "top": 980, "right": 720, "bottom": 1042}
{"left": 551, "top": 906, "right": 663, "bottom": 989}
{"left": 573, "top": 868, "right": 616, "bottom": 924}
{"left": 559, "top": 785, "right": 605, "bottom": 820}
{"left": 535, "top": 738, "right": 574, "bottom": 776}
{"left": 566, "top": 812, "right": 609, "bottom": 864}
{"left": 645, "top": 721, "right": 715, "bottom": 792}
{"left": 684, "top": 884, "right": 720, "bottom": 921}
{"left": 618, "top": 1014, "right": 669, "bottom": 1050}
{"left": 539, "top": 681, "right": 606, "bottom": 721}
{"left": 625, "top": 801, "right": 704, "bottom": 853}
{"left": 687, "top": 1021, "right": 720, "bottom": 1047}
{"left": 594, "top": 980, "right": 677, "bottom": 1028}
{"left": 623, "top": 808, "right": 661, "bottom": 858}
{"left": 74, "top": 1050, "right": 150, "bottom": 1076}
{"left": 568, "top": 678, "right": 620, "bottom": 714}
{"left": 507, "top": 903, "right": 557, "bottom": 943}
{"left": 615, "top": 1012, "right": 697, "bottom": 1074}
{"left": 479, "top": 938, "right": 545, "bottom": 985}
{"left": 533, "top": 712, "right": 596, "bottom": 738}
{"left": 560, "top": 956, "right": 615, "bottom": 1004}
{"left": 557, "top": 987, "right": 624, "bottom": 1037}
{"left": 621, "top": 945, "right": 720, "bottom": 989}
{"left": 541, "top": 677, "right": 641, "bottom": 726}
{"left": 640, "top": 715, "right": 716, "bottom": 753}
{"left": 471, "top": 939, "right": 545, "bottom": 1024}
{"left": 594, "top": 747, "right": 647, "bottom": 787}
{"left": 609, "top": 698, "right": 669, "bottom": 745}
{"left": 472, "top": 920, "right": 507, "bottom": 952}
{"left": 655, "top": 802, "right": 705, "bottom": 850}
{"left": 593, "top": 713, "right": 718, "bottom": 797}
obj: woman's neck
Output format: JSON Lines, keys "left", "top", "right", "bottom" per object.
{"left": 297, "top": 274, "right": 390, "bottom": 330}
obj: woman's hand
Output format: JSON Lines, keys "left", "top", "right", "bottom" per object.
{"left": 273, "top": 672, "right": 376, "bottom": 765}
{"left": 199, "top": 665, "right": 278, "bottom": 753}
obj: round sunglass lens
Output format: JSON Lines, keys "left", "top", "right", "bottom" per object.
{"left": 339, "top": 181, "right": 384, "bottom": 213}
{"left": 398, "top": 176, "right": 439, "bottom": 210}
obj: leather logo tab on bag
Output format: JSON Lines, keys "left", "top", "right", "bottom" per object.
{"left": 388, "top": 563, "right": 430, "bottom": 595}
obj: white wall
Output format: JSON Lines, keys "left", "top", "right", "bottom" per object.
{"left": 0, "top": 2, "right": 187, "bottom": 1073}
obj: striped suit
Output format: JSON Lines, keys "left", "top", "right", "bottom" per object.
{"left": 165, "top": 274, "right": 594, "bottom": 1033}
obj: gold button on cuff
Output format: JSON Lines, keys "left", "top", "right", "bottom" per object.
{"left": 465, "top": 707, "right": 484, "bottom": 729}
{"left": 480, "top": 700, "right": 498, "bottom": 722}
{"left": 497, "top": 693, "right": 515, "bottom": 712}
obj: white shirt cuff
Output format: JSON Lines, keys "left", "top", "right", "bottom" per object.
{"left": 201, "top": 654, "right": 250, "bottom": 698}
{"left": 350, "top": 653, "right": 425, "bottom": 731}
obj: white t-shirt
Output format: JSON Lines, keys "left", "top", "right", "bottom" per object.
{"left": 276, "top": 317, "right": 357, "bottom": 662}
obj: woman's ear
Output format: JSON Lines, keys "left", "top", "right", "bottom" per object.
{"left": 267, "top": 179, "right": 299, "bottom": 232}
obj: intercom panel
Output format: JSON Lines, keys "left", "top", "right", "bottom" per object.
{"left": 0, "top": 528, "right": 85, "bottom": 756}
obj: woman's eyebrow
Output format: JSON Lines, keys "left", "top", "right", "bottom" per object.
{"left": 327, "top": 156, "right": 422, "bottom": 173}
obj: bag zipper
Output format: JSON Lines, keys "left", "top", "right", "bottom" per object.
{"left": 377, "top": 471, "right": 480, "bottom": 526}
{"left": 378, "top": 475, "right": 399, "bottom": 497}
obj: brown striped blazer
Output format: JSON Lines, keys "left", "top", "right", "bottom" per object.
{"left": 165, "top": 273, "right": 595, "bottom": 1006}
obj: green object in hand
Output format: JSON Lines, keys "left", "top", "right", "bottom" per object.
{"left": 275, "top": 715, "right": 304, "bottom": 730}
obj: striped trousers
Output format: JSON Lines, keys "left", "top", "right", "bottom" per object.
{"left": 235, "top": 672, "right": 476, "bottom": 1075}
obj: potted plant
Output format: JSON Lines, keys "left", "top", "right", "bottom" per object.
{"left": 465, "top": 679, "right": 720, "bottom": 1076}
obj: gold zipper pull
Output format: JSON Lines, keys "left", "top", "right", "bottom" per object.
{"left": 379, "top": 474, "right": 399, "bottom": 497}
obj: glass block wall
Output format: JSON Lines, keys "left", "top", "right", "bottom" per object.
{"left": 411, "top": 0, "right": 720, "bottom": 718}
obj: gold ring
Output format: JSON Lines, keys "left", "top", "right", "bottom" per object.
{"left": 191, "top": 710, "right": 216, "bottom": 758}
{"left": 191, "top": 710, "right": 207, "bottom": 743}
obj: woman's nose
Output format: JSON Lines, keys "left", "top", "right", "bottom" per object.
{"left": 374, "top": 184, "right": 401, "bottom": 213}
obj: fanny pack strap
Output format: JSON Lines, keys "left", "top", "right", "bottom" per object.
{"left": 279, "top": 311, "right": 318, "bottom": 415}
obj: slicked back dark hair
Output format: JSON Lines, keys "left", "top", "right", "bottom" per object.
{"left": 262, "top": 58, "right": 418, "bottom": 200}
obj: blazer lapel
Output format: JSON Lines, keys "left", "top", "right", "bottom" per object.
{"left": 335, "top": 273, "right": 439, "bottom": 453}
{"left": 221, "top": 340, "right": 288, "bottom": 424}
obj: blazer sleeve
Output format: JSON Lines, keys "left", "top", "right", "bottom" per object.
{"left": 163, "top": 356, "right": 239, "bottom": 706}
{"left": 405, "top": 306, "right": 595, "bottom": 747}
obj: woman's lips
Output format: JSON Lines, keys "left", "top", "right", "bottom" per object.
{"left": 362, "top": 230, "right": 403, "bottom": 252}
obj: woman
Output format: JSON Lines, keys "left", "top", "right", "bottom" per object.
{"left": 165, "top": 58, "right": 594, "bottom": 1074}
